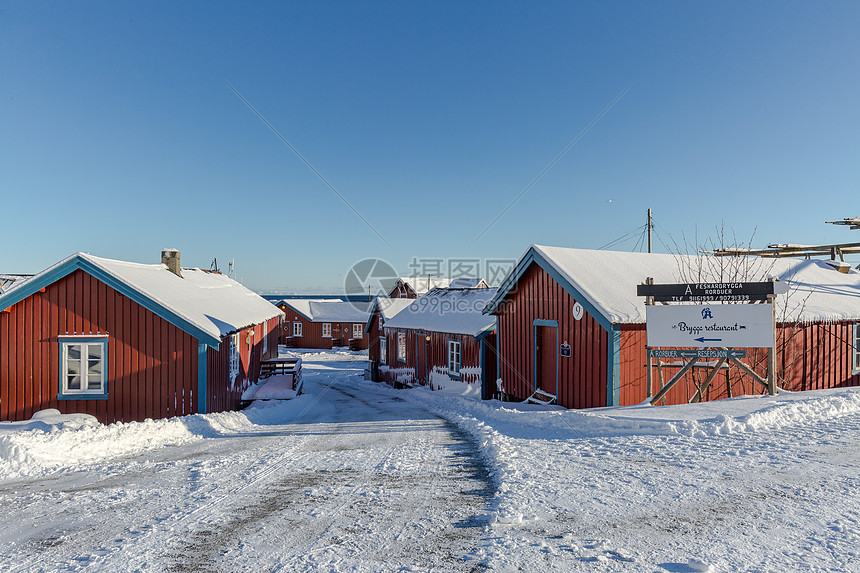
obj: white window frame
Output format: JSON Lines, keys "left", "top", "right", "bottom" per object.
{"left": 397, "top": 332, "right": 407, "bottom": 362}
{"left": 353, "top": 323, "right": 363, "bottom": 339}
{"left": 293, "top": 321, "right": 303, "bottom": 337}
{"left": 229, "top": 333, "right": 240, "bottom": 382}
{"left": 59, "top": 337, "right": 108, "bottom": 398}
{"left": 380, "top": 337, "right": 388, "bottom": 365}
{"left": 448, "top": 339, "right": 462, "bottom": 378}
{"left": 322, "top": 323, "right": 332, "bottom": 338}
{"left": 262, "top": 327, "right": 268, "bottom": 356}
{"left": 854, "top": 322, "right": 860, "bottom": 375}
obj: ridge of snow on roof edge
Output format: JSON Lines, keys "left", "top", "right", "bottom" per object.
{"left": 383, "top": 288, "right": 497, "bottom": 336}
{"left": 80, "top": 253, "right": 282, "bottom": 339}
{"left": 532, "top": 244, "right": 622, "bottom": 324}
{"left": 531, "top": 245, "right": 860, "bottom": 325}
{"left": 0, "top": 252, "right": 80, "bottom": 300}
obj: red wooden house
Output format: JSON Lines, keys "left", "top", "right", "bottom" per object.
{"left": 0, "top": 249, "right": 284, "bottom": 424}
{"left": 483, "top": 245, "right": 860, "bottom": 409}
{"left": 278, "top": 299, "right": 371, "bottom": 350}
{"left": 365, "top": 297, "right": 414, "bottom": 381}
{"left": 388, "top": 277, "right": 454, "bottom": 299}
{"left": 379, "top": 288, "right": 499, "bottom": 396}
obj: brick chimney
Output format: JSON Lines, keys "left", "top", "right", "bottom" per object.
{"left": 161, "top": 248, "right": 182, "bottom": 278}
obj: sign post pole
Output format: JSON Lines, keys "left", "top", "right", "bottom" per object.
{"left": 768, "top": 291, "right": 777, "bottom": 396}
{"left": 645, "top": 277, "right": 654, "bottom": 397}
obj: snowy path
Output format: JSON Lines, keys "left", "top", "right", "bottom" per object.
{"left": 5, "top": 349, "right": 860, "bottom": 571}
{"left": 0, "top": 352, "right": 493, "bottom": 572}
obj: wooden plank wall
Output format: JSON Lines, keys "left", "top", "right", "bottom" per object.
{"left": 495, "top": 264, "right": 608, "bottom": 409}
{"left": 367, "top": 312, "right": 381, "bottom": 365}
{"left": 0, "top": 269, "right": 198, "bottom": 424}
{"left": 280, "top": 308, "right": 368, "bottom": 350}
{"left": 620, "top": 321, "right": 860, "bottom": 406}
{"left": 379, "top": 327, "right": 481, "bottom": 387}
{"left": 206, "top": 316, "right": 281, "bottom": 413}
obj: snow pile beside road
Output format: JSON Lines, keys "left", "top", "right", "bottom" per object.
{"left": 375, "top": 380, "right": 860, "bottom": 571}
{"left": 397, "top": 383, "right": 860, "bottom": 442}
{"left": 0, "top": 399, "right": 312, "bottom": 480}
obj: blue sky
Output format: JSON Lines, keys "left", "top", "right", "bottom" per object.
{"left": 2, "top": 1, "right": 858, "bottom": 293}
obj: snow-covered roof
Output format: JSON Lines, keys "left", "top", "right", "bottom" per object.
{"left": 0, "top": 253, "right": 284, "bottom": 347}
{"left": 448, "top": 278, "right": 489, "bottom": 289}
{"left": 276, "top": 298, "right": 343, "bottom": 320}
{"left": 393, "top": 277, "right": 454, "bottom": 296}
{"left": 384, "top": 288, "right": 498, "bottom": 337}
{"left": 485, "top": 245, "right": 860, "bottom": 325}
{"left": 364, "top": 297, "right": 414, "bottom": 334}
{"left": 0, "top": 274, "right": 33, "bottom": 293}
{"left": 278, "top": 298, "right": 370, "bottom": 322}
{"left": 376, "top": 297, "right": 415, "bottom": 321}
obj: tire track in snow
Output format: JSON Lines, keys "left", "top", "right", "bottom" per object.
{"left": 2, "top": 357, "right": 365, "bottom": 573}
{"left": 163, "top": 379, "right": 496, "bottom": 571}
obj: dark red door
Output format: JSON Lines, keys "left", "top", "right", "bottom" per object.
{"left": 415, "top": 333, "right": 427, "bottom": 385}
{"left": 535, "top": 325, "right": 558, "bottom": 396}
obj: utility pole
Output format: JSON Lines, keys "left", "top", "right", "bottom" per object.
{"left": 647, "top": 208, "right": 653, "bottom": 254}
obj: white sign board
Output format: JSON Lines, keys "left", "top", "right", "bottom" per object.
{"left": 646, "top": 304, "right": 774, "bottom": 348}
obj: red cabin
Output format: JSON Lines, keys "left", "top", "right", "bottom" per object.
{"left": 484, "top": 245, "right": 860, "bottom": 408}
{"left": 379, "top": 288, "right": 498, "bottom": 396}
{"left": 365, "top": 297, "right": 414, "bottom": 381}
{"left": 277, "top": 299, "right": 370, "bottom": 350}
{"left": 0, "top": 250, "right": 284, "bottom": 424}
{"left": 388, "top": 277, "right": 454, "bottom": 299}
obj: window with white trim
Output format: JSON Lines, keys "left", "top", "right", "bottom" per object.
{"left": 322, "top": 323, "right": 332, "bottom": 338}
{"left": 380, "top": 337, "right": 388, "bottom": 365}
{"left": 262, "top": 327, "right": 268, "bottom": 356}
{"left": 229, "top": 334, "right": 240, "bottom": 382}
{"left": 448, "top": 339, "right": 461, "bottom": 377}
{"left": 293, "top": 321, "right": 303, "bottom": 337}
{"left": 59, "top": 337, "right": 108, "bottom": 398}
{"left": 353, "top": 323, "right": 363, "bottom": 339}
{"left": 854, "top": 322, "right": 860, "bottom": 374}
{"left": 397, "top": 332, "right": 407, "bottom": 362}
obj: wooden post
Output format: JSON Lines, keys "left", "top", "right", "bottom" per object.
{"left": 645, "top": 277, "right": 654, "bottom": 397}
{"left": 768, "top": 293, "right": 777, "bottom": 396}
{"left": 650, "top": 356, "right": 699, "bottom": 405}
{"left": 725, "top": 364, "right": 732, "bottom": 398}
{"left": 646, "top": 350, "right": 653, "bottom": 397}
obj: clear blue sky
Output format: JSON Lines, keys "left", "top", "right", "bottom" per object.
{"left": 2, "top": 1, "right": 858, "bottom": 293}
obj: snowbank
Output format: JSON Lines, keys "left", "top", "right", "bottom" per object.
{"left": 0, "top": 399, "right": 312, "bottom": 481}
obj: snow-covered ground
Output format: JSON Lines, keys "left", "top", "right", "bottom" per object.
{"left": 2, "top": 348, "right": 860, "bottom": 571}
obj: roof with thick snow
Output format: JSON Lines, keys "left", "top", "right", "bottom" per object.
{"left": 278, "top": 299, "right": 370, "bottom": 322}
{"left": 0, "top": 274, "right": 33, "bottom": 293}
{"left": 364, "top": 297, "right": 415, "bottom": 334}
{"left": 448, "top": 278, "right": 489, "bottom": 289}
{"left": 484, "top": 245, "right": 860, "bottom": 326}
{"left": 277, "top": 298, "right": 342, "bottom": 320}
{"left": 392, "top": 277, "right": 454, "bottom": 296}
{"left": 384, "top": 288, "right": 498, "bottom": 337}
{"left": 0, "top": 253, "right": 284, "bottom": 347}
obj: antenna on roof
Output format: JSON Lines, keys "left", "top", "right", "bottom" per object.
{"left": 210, "top": 258, "right": 219, "bottom": 272}
{"left": 228, "top": 259, "right": 235, "bottom": 279}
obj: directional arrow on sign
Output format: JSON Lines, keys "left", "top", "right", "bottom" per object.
{"left": 694, "top": 337, "right": 722, "bottom": 343}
